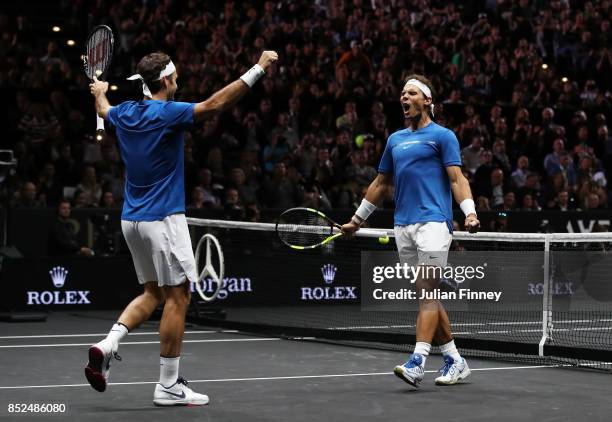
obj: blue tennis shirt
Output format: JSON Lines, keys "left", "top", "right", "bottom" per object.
{"left": 107, "top": 100, "right": 195, "bottom": 221}
{"left": 378, "top": 122, "right": 462, "bottom": 232}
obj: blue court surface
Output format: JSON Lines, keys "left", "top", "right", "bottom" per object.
{"left": 0, "top": 311, "right": 610, "bottom": 422}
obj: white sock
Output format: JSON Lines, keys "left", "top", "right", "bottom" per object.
{"left": 159, "top": 356, "right": 180, "bottom": 387}
{"left": 413, "top": 342, "right": 431, "bottom": 366}
{"left": 106, "top": 323, "right": 128, "bottom": 347}
{"left": 439, "top": 340, "right": 462, "bottom": 361}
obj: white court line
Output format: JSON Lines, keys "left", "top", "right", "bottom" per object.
{"left": 0, "top": 338, "right": 280, "bottom": 349}
{"left": 0, "top": 364, "right": 569, "bottom": 390}
{"left": 0, "top": 330, "right": 238, "bottom": 340}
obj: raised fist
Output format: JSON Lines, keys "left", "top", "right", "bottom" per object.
{"left": 257, "top": 50, "right": 279, "bottom": 72}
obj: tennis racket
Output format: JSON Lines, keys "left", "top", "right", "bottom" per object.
{"left": 276, "top": 207, "right": 390, "bottom": 250}
{"left": 83, "top": 25, "right": 114, "bottom": 136}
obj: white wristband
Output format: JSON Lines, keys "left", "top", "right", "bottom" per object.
{"left": 355, "top": 198, "right": 376, "bottom": 221}
{"left": 460, "top": 199, "right": 476, "bottom": 217}
{"left": 351, "top": 215, "right": 363, "bottom": 226}
{"left": 240, "top": 64, "right": 265, "bottom": 88}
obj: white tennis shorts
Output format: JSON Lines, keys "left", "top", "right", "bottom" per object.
{"left": 121, "top": 213, "right": 198, "bottom": 286}
{"left": 394, "top": 222, "right": 452, "bottom": 268}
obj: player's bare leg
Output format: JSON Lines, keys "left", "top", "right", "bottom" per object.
{"left": 434, "top": 301, "right": 453, "bottom": 344}
{"left": 159, "top": 283, "right": 190, "bottom": 358}
{"left": 153, "top": 282, "right": 209, "bottom": 406}
{"left": 415, "top": 275, "right": 440, "bottom": 344}
{"left": 118, "top": 282, "right": 165, "bottom": 330}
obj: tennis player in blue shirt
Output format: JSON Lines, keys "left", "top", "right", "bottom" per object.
{"left": 342, "top": 74, "right": 480, "bottom": 388}
{"left": 86, "top": 50, "right": 278, "bottom": 405}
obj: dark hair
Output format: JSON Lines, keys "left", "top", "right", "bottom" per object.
{"left": 404, "top": 74, "right": 435, "bottom": 101}
{"left": 135, "top": 52, "right": 172, "bottom": 95}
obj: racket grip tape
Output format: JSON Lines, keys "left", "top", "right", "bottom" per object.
{"left": 96, "top": 114, "right": 105, "bottom": 132}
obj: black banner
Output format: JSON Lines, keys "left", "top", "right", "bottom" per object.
{"left": 2, "top": 227, "right": 612, "bottom": 311}
{"left": 1, "top": 256, "right": 141, "bottom": 311}
{"left": 0, "top": 251, "right": 361, "bottom": 310}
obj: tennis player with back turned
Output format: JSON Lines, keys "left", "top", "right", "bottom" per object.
{"left": 342, "top": 74, "right": 480, "bottom": 387}
{"left": 86, "top": 50, "right": 278, "bottom": 405}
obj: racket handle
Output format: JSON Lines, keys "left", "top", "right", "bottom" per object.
{"left": 333, "top": 227, "right": 391, "bottom": 238}
{"left": 96, "top": 114, "right": 105, "bottom": 132}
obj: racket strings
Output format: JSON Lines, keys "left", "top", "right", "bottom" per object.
{"left": 86, "top": 28, "right": 112, "bottom": 79}
{"left": 277, "top": 212, "right": 334, "bottom": 247}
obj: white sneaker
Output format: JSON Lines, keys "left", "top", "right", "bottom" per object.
{"left": 393, "top": 353, "right": 425, "bottom": 388}
{"left": 153, "top": 377, "right": 210, "bottom": 406}
{"left": 85, "top": 338, "right": 120, "bottom": 392}
{"left": 434, "top": 356, "right": 470, "bottom": 385}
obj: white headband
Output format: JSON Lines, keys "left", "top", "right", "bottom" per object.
{"left": 405, "top": 78, "right": 435, "bottom": 116}
{"left": 127, "top": 61, "right": 176, "bottom": 98}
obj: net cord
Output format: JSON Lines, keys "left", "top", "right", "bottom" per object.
{"left": 186, "top": 217, "right": 612, "bottom": 243}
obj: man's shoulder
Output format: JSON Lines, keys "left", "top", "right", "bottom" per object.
{"left": 115, "top": 100, "right": 139, "bottom": 109}
{"left": 388, "top": 128, "right": 410, "bottom": 142}
{"left": 429, "top": 122, "right": 455, "bottom": 135}
{"left": 429, "top": 123, "right": 459, "bottom": 145}
{"left": 110, "top": 100, "right": 139, "bottom": 117}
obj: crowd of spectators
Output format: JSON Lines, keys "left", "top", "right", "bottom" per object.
{"left": 2, "top": 0, "right": 612, "bottom": 222}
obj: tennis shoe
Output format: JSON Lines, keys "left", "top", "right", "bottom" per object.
{"left": 85, "top": 338, "right": 121, "bottom": 392}
{"left": 434, "top": 356, "right": 470, "bottom": 385}
{"left": 153, "top": 377, "right": 210, "bottom": 406}
{"left": 393, "top": 353, "right": 425, "bottom": 387}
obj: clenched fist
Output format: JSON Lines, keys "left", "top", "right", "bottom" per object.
{"left": 465, "top": 214, "right": 480, "bottom": 233}
{"left": 89, "top": 76, "right": 108, "bottom": 97}
{"left": 257, "top": 50, "right": 278, "bottom": 72}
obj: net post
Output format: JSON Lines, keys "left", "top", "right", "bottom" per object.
{"left": 539, "top": 235, "right": 552, "bottom": 357}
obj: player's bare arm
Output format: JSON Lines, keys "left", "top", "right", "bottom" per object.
{"left": 194, "top": 50, "right": 278, "bottom": 121}
{"left": 446, "top": 165, "right": 480, "bottom": 233}
{"left": 89, "top": 76, "right": 112, "bottom": 119}
{"left": 342, "top": 172, "right": 393, "bottom": 236}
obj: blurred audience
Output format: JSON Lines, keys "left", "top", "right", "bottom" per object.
{"left": 2, "top": 0, "right": 610, "bottom": 217}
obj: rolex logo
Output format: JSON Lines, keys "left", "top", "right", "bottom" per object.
{"left": 27, "top": 266, "right": 90, "bottom": 305}
{"left": 49, "top": 266, "right": 68, "bottom": 288}
{"left": 302, "top": 264, "right": 355, "bottom": 301}
{"left": 321, "top": 264, "right": 337, "bottom": 284}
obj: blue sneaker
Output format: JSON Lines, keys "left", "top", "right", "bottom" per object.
{"left": 434, "top": 356, "right": 470, "bottom": 385}
{"left": 393, "top": 353, "right": 425, "bottom": 387}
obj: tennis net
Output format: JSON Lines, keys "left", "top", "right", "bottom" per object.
{"left": 186, "top": 217, "right": 612, "bottom": 371}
